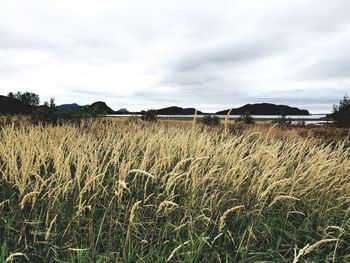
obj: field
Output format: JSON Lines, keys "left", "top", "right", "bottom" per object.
{"left": 0, "top": 118, "right": 350, "bottom": 262}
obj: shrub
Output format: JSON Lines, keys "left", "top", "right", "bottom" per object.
{"left": 141, "top": 109, "right": 157, "bottom": 122}
{"left": 273, "top": 114, "right": 292, "bottom": 128}
{"left": 31, "top": 106, "right": 90, "bottom": 125}
{"left": 236, "top": 112, "right": 254, "bottom": 125}
{"left": 200, "top": 115, "right": 220, "bottom": 126}
{"left": 30, "top": 106, "right": 58, "bottom": 124}
{"left": 296, "top": 119, "right": 306, "bottom": 127}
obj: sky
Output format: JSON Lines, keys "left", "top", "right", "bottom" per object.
{"left": 0, "top": 0, "right": 349, "bottom": 113}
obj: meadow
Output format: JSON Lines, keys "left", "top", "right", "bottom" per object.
{"left": 0, "top": 118, "right": 349, "bottom": 262}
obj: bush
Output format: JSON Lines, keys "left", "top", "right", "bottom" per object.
{"left": 296, "top": 119, "right": 306, "bottom": 127}
{"left": 332, "top": 95, "right": 350, "bottom": 127}
{"left": 236, "top": 112, "right": 254, "bottom": 125}
{"left": 141, "top": 110, "right": 157, "bottom": 122}
{"left": 200, "top": 115, "right": 220, "bottom": 126}
{"left": 31, "top": 106, "right": 58, "bottom": 124}
{"left": 31, "top": 107, "right": 91, "bottom": 125}
{"left": 273, "top": 114, "right": 292, "bottom": 128}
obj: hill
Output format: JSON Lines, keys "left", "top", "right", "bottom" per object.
{"left": 156, "top": 106, "right": 204, "bottom": 115}
{"left": 56, "top": 102, "right": 115, "bottom": 114}
{"left": 56, "top": 103, "right": 81, "bottom": 112}
{"left": 0, "top": 95, "right": 34, "bottom": 114}
{"left": 84, "top": 101, "right": 115, "bottom": 114}
{"left": 115, "top": 108, "right": 130, "bottom": 114}
{"left": 216, "top": 103, "right": 309, "bottom": 115}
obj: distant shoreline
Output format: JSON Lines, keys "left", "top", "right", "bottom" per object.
{"left": 104, "top": 113, "right": 327, "bottom": 119}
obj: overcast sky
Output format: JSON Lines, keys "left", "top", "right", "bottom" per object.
{"left": 1, "top": 0, "right": 349, "bottom": 113}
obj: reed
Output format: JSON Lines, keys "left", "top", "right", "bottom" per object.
{"left": 0, "top": 119, "right": 349, "bottom": 262}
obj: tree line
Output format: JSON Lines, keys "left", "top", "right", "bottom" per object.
{"left": 7, "top": 91, "right": 56, "bottom": 109}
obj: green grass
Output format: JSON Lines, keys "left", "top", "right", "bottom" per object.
{"left": 0, "top": 119, "right": 349, "bottom": 262}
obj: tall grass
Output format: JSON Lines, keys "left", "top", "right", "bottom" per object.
{"left": 0, "top": 119, "right": 349, "bottom": 262}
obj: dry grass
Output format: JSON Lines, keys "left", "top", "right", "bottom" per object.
{"left": 0, "top": 118, "right": 349, "bottom": 262}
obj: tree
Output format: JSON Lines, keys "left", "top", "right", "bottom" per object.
{"left": 21, "top": 92, "right": 40, "bottom": 106}
{"left": 49, "top": 98, "right": 56, "bottom": 109}
{"left": 9, "top": 91, "right": 40, "bottom": 106}
{"left": 332, "top": 95, "right": 350, "bottom": 127}
{"left": 141, "top": 110, "right": 157, "bottom": 122}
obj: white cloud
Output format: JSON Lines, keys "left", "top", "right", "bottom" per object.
{"left": 0, "top": 0, "right": 349, "bottom": 113}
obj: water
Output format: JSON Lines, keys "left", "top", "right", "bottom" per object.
{"left": 105, "top": 114, "right": 327, "bottom": 120}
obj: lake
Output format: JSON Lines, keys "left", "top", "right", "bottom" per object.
{"left": 105, "top": 114, "right": 327, "bottom": 120}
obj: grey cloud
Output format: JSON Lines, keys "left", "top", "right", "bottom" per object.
{"left": 171, "top": 41, "right": 276, "bottom": 72}
{"left": 301, "top": 54, "right": 350, "bottom": 79}
{"left": 1, "top": 0, "right": 350, "bottom": 113}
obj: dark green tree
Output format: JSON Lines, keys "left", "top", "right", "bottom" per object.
{"left": 7, "top": 92, "right": 14, "bottom": 98}
{"left": 49, "top": 98, "right": 56, "bottom": 109}
{"left": 332, "top": 95, "right": 350, "bottom": 127}
{"left": 11, "top": 91, "right": 40, "bottom": 106}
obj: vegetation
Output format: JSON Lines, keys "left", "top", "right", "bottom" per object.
{"left": 43, "top": 98, "right": 56, "bottom": 109}
{"left": 332, "top": 95, "right": 350, "bottom": 127}
{"left": 200, "top": 115, "right": 220, "bottom": 126}
{"left": 7, "top": 91, "right": 40, "bottom": 107}
{"left": 0, "top": 119, "right": 349, "bottom": 262}
{"left": 296, "top": 119, "right": 306, "bottom": 127}
{"left": 273, "top": 114, "right": 292, "bottom": 128}
{"left": 236, "top": 112, "right": 254, "bottom": 125}
{"left": 30, "top": 107, "right": 90, "bottom": 125}
{"left": 141, "top": 110, "right": 158, "bottom": 122}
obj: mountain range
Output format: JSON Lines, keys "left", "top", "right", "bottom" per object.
{"left": 0, "top": 95, "right": 310, "bottom": 116}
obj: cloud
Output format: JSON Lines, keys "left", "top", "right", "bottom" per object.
{"left": 0, "top": 0, "right": 349, "bottom": 113}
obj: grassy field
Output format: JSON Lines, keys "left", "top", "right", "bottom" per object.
{"left": 0, "top": 118, "right": 350, "bottom": 262}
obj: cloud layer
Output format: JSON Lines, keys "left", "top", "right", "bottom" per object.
{"left": 1, "top": 0, "right": 350, "bottom": 113}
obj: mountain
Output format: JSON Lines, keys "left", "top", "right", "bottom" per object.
{"left": 115, "top": 108, "right": 130, "bottom": 114}
{"left": 56, "top": 102, "right": 115, "bottom": 114}
{"left": 85, "top": 101, "right": 115, "bottom": 114}
{"left": 183, "top": 108, "right": 204, "bottom": 114}
{"left": 56, "top": 103, "right": 82, "bottom": 112}
{"left": 156, "top": 106, "right": 204, "bottom": 115}
{"left": 216, "top": 103, "right": 309, "bottom": 115}
{"left": 0, "top": 95, "right": 34, "bottom": 114}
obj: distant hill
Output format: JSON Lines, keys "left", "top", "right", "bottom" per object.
{"left": 183, "top": 108, "right": 204, "bottom": 115}
{"left": 156, "top": 106, "right": 204, "bottom": 115}
{"left": 56, "top": 103, "right": 82, "bottom": 112}
{"left": 115, "top": 108, "right": 130, "bottom": 114}
{"left": 216, "top": 103, "right": 309, "bottom": 115}
{"left": 85, "top": 101, "right": 115, "bottom": 114}
{"left": 0, "top": 95, "right": 34, "bottom": 114}
{"left": 56, "top": 102, "right": 115, "bottom": 114}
